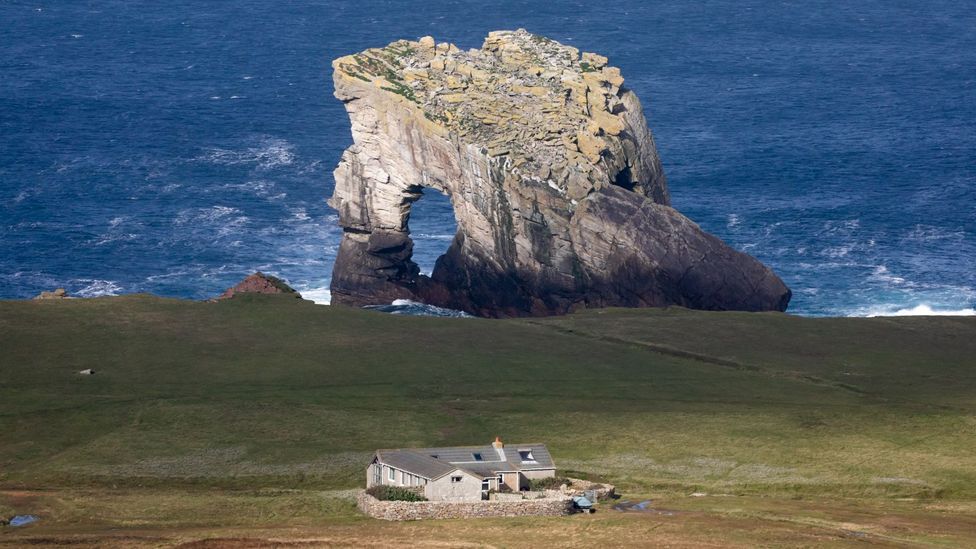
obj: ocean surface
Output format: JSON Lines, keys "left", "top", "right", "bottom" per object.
{"left": 2, "top": 1, "right": 974, "bottom": 316}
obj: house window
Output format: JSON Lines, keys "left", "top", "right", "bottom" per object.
{"left": 473, "top": 452, "right": 483, "bottom": 461}
{"left": 518, "top": 450, "right": 535, "bottom": 462}
{"left": 388, "top": 467, "right": 395, "bottom": 481}
{"left": 451, "top": 475, "right": 463, "bottom": 483}
{"left": 497, "top": 474, "right": 504, "bottom": 487}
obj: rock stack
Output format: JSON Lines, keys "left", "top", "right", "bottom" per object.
{"left": 328, "top": 29, "right": 791, "bottom": 317}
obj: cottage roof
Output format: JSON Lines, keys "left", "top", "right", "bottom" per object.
{"left": 373, "top": 440, "right": 554, "bottom": 480}
{"left": 375, "top": 449, "right": 456, "bottom": 480}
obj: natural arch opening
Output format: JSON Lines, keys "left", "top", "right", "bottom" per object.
{"left": 406, "top": 187, "right": 457, "bottom": 276}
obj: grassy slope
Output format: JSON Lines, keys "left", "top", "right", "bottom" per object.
{"left": 1, "top": 295, "right": 975, "bottom": 545}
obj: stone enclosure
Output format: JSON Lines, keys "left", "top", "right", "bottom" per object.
{"left": 356, "top": 478, "right": 615, "bottom": 521}
{"left": 357, "top": 490, "right": 575, "bottom": 521}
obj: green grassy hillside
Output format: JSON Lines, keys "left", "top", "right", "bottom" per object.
{"left": 2, "top": 295, "right": 975, "bottom": 546}
{"left": 2, "top": 295, "right": 974, "bottom": 499}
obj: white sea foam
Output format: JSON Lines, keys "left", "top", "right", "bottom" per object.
{"left": 74, "top": 279, "right": 123, "bottom": 297}
{"left": 289, "top": 208, "right": 310, "bottom": 222}
{"left": 145, "top": 270, "right": 191, "bottom": 282}
{"left": 221, "top": 180, "right": 275, "bottom": 196}
{"left": 175, "top": 205, "right": 241, "bottom": 224}
{"left": 172, "top": 206, "right": 249, "bottom": 238}
{"left": 92, "top": 233, "right": 138, "bottom": 246}
{"left": 374, "top": 299, "right": 472, "bottom": 317}
{"left": 298, "top": 287, "right": 331, "bottom": 304}
{"left": 414, "top": 233, "right": 455, "bottom": 240}
{"left": 864, "top": 304, "right": 976, "bottom": 317}
{"left": 727, "top": 213, "right": 740, "bottom": 228}
{"left": 819, "top": 245, "right": 854, "bottom": 258}
{"left": 200, "top": 137, "right": 295, "bottom": 170}
{"left": 904, "top": 224, "right": 965, "bottom": 242}
{"left": 297, "top": 159, "right": 323, "bottom": 175}
{"left": 868, "top": 265, "right": 906, "bottom": 285}
{"left": 821, "top": 219, "right": 860, "bottom": 234}
{"left": 217, "top": 217, "right": 249, "bottom": 236}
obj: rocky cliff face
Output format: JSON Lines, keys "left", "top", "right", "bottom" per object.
{"left": 328, "top": 30, "right": 791, "bottom": 317}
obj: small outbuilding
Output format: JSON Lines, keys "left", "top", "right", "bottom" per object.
{"left": 366, "top": 437, "right": 556, "bottom": 502}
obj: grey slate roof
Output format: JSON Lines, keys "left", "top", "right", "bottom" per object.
{"left": 375, "top": 449, "right": 456, "bottom": 480}
{"left": 373, "top": 442, "right": 555, "bottom": 480}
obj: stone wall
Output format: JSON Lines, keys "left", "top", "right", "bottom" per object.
{"left": 563, "top": 478, "right": 616, "bottom": 501}
{"left": 488, "top": 492, "right": 524, "bottom": 502}
{"left": 357, "top": 491, "right": 574, "bottom": 521}
{"left": 489, "top": 490, "right": 554, "bottom": 501}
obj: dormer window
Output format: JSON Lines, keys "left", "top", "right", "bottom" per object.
{"left": 518, "top": 450, "right": 535, "bottom": 462}
{"left": 473, "top": 452, "right": 483, "bottom": 461}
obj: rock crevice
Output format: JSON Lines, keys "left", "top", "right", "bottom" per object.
{"left": 328, "top": 29, "right": 790, "bottom": 317}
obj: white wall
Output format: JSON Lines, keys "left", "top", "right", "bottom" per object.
{"left": 427, "top": 469, "right": 483, "bottom": 502}
{"left": 368, "top": 462, "right": 429, "bottom": 490}
{"left": 521, "top": 468, "right": 556, "bottom": 480}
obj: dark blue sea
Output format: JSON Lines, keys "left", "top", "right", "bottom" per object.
{"left": 2, "top": 1, "right": 974, "bottom": 316}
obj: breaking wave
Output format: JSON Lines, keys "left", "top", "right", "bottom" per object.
{"left": 74, "top": 279, "right": 123, "bottom": 297}
{"left": 365, "top": 299, "right": 473, "bottom": 318}
{"left": 296, "top": 286, "right": 331, "bottom": 305}
{"left": 862, "top": 304, "right": 976, "bottom": 317}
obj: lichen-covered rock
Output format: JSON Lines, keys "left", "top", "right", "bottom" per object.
{"left": 328, "top": 29, "right": 790, "bottom": 317}
{"left": 34, "top": 288, "right": 68, "bottom": 300}
{"left": 218, "top": 272, "right": 301, "bottom": 300}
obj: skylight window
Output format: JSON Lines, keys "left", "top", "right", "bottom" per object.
{"left": 473, "top": 452, "right": 484, "bottom": 461}
{"left": 518, "top": 450, "right": 535, "bottom": 462}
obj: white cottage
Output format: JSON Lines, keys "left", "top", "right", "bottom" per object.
{"left": 366, "top": 437, "right": 556, "bottom": 501}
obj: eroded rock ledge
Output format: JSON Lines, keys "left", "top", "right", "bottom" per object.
{"left": 328, "top": 29, "right": 791, "bottom": 317}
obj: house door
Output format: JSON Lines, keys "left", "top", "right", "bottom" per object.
{"left": 481, "top": 480, "right": 490, "bottom": 500}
